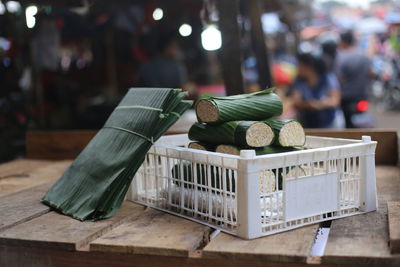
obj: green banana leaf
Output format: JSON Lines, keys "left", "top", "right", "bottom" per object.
{"left": 41, "top": 88, "right": 192, "bottom": 221}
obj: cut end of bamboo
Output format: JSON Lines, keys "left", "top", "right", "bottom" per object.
{"left": 196, "top": 100, "right": 219, "bottom": 123}
{"left": 216, "top": 144, "right": 276, "bottom": 193}
{"left": 279, "top": 121, "right": 306, "bottom": 147}
{"left": 215, "top": 145, "right": 241, "bottom": 155}
{"left": 246, "top": 122, "right": 275, "bottom": 147}
{"left": 259, "top": 170, "right": 276, "bottom": 193}
{"left": 188, "top": 142, "right": 208, "bottom": 151}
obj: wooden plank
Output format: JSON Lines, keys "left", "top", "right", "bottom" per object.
{"left": 202, "top": 224, "right": 319, "bottom": 263}
{"left": 217, "top": 0, "right": 244, "bottom": 95}
{"left": 26, "top": 130, "right": 96, "bottom": 160}
{"left": 0, "top": 160, "right": 71, "bottom": 198}
{"left": 0, "top": 202, "right": 143, "bottom": 251}
{"left": 0, "top": 159, "right": 52, "bottom": 179}
{"left": 0, "top": 160, "right": 71, "bottom": 231}
{"left": 26, "top": 130, "right": 398, "bottom": 163}
{"left": 388, "top": 201, "right": 400, "bottom": 254}
{"left": 322, "top": 166, "right": 400, "bottom": 265}
{"left": 26, "top": 127, "right": 192, "bottom": 160}
{"left": 0, "top": 183, "right": 52, "bottom": 232}
{"left": 90, "top": 207, "right": 211, "bottom": 257}
{"left": 0, "top": 245, "right": 317, "bottom": 267}
{"left": 306, "top": 129, "right": 398, "bottom": 165}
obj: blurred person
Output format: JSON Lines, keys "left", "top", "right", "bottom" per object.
{"left": 335, "top": 31, "right": 371, "bottom": 128}
{"left": 139, "top": 34, "right": 188, "bottom": 89}
{"left": 321, "top": 40, "right": 337, "bottom": 73}
{"left": 291, "top": 53, "right": 344, "bottom": 128}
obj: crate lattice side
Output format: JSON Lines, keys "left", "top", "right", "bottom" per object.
{"left": 128, "top": 135, "right": 377, "bottom": 239}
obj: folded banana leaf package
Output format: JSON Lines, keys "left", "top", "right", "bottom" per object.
{"left": 42, "top": 88, "right": 192, "bottom": 221}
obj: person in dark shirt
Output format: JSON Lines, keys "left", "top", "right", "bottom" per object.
{"left": 321, "top": 40, "right": 337, "bottom": 73}
{"left": 335, "top": 31, "right": 371, "bottom": 128}
{"left": 139, "top": 36, "right": 188, "bottom": 88}
{"left": 291, "top": 53, "right": 343, "bottom": 128}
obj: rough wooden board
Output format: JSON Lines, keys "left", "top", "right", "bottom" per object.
{"left": 0, "top": 202, "right": 142, "bottom": 251}
{"left": 0, "top": 183, "right": 53, "bottom": 232}
{"left": 0, "top": 159, "right": 52, "bottom": 179}
{"left": 26, "top": 131, "right": 96, "bottom": 160}
{"left": 306, "top": 129, "right": 398, "bottom": 165}
{"left": 26, "top": 128, "right": 189, "bottom": 161}
{"left": 26, "top": 130, "right": 398, "bottom": 164}
{"left": 202, "top": 224, "right": 319, "bottom": 263}
{"left": 0, "top": 245, "right": 320, "bottom": 267}
{"left": 322, "top": 166, "right": 400, "bottom": 265}
{"left": 0, "top": 160, "right": 71, "bottom": 198}
{"left": 90, "top": 207, "right": 211, "bottom": 257}
{"left": 388, "top": 201, "right": 400, "bottom": 254}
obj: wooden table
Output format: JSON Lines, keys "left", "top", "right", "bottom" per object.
{"left": 1, "top": 131, "right": 400, "bottom": 266}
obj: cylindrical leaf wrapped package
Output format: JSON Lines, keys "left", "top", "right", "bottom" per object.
{"left": 215, "top": 144, "right": 300, "bottom": 156}
{"left": 264, "top": 119, "right": 306, "bottom": 147}
{"left": 189, "top": 121, "right": 275, "bottom": 148}
{"left": 195, "top": 89, "right": 283, "bottom": 124}
{"left": 188, "top": 142, "right": 215, "bottom": 151}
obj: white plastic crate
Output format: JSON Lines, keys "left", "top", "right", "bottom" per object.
{"left": 127, "top": 134, "right": 377, "bottom": 239}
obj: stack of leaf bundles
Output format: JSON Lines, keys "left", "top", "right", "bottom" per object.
{"left": 189, "top": 89, "right": 306, "bottom": 153}
{"left": 42, "top": 88, "right": 192, "bottom": 221}
{"left": 172, "top": 89, "right": 306, "bottom": 193}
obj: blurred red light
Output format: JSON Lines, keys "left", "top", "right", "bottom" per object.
{"left": 356, "top": 100, "right": 368, "bottom": 112}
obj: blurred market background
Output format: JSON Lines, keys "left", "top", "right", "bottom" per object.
{"left": 1, "top": 0, "right": 400, "bottom": 162}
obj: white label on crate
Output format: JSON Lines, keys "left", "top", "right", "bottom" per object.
{"left": 285, "top": 173, "right": 338, "bottom": 221}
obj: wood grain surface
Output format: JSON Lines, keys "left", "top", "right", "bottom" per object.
{"left": 322, "top": 166, "right": 400, "bottom": 266}
{"left": 306, "top": 129, "right": 398, "bottom": 165}
{"left": 0, "top": 160, "right": 71, "bottom": 231}
{"left": 0, "top": 202, "right": 141, "bottom": 251}
{"left": 0, "top": 183, "right": 52, "bottom": 231}
{"left": 0, "top": 160, "right": 70, "bottom": 198}
{"left": 26, "top": 131, "right": 96, "bottom": 160}
{"left": 90, "top": 207, "right": 211, "bottom": 257}
{"left": 202, "top": 225, "right": 318, "bottom": 263}
{"left": 0, "top": 159, "right": 51, "bottom": 179}
{"left": 388, "top": 201, "right": 400, "bottom": 254}
{"left": 0, "top": 245, "right": 323, "bottom": 267}
{"left": 0, "top": 161, "right": 399, "bottom": 266}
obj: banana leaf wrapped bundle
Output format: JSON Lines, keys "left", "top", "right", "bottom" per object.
{"left": 195, "top": 89, "right": 282, "bottom": 124}
{"left": 263, "top": 119, "right": 306, "bottom": 147}
{"left": 41, "top": 88, "right": 192, "bottom": 221}
{"left": 188, "top": 142, "right": 215, "bottom": 151}
{"left": 189, "top": 121, "right": 275, "bottom": 148}
{"left": 215, "top": 144, "right": 300, "bottom": 156}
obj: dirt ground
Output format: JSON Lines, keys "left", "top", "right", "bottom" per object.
{"left": 370, "top": 104, "right": 400, "bottom": 133}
